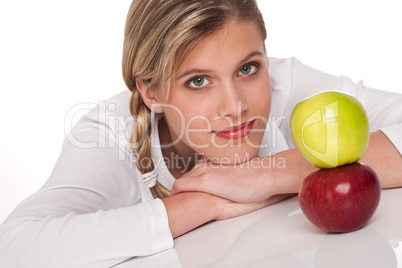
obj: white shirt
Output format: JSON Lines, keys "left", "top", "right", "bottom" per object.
{"left": 1, "top": 57, "right": 401, "bottom": 267}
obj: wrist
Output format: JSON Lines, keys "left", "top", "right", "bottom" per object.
{"left": 267, "top": 149, "right": 317, "bottom": 194}
{"left": 196, "top": 192, "right": 227, "bottom": 221}
{"left": 162, "top": 192, "right": 224, "bottom": 237}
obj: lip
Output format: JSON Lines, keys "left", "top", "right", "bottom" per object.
{"left": 213, "top": 120, "right": 256, "bottom": 140}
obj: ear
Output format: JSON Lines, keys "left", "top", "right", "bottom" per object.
{"left": 135, "top": 79, "right": 164, "bottom": 113}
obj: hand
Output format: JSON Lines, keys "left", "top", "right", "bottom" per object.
{"left": 172, "top": 149, "right": 317, "bottom": 203}
{"left": 171, "top": 156, "right": 278, "bottom": 203}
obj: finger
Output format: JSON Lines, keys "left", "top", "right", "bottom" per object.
{"left": 171, "top": 172, "right": 216, "bottom": 195}
{"left": 171, "top": 178, "right": 199, "bottom": 195}
{"left": 179, "top": 160, "right": 206, "bottom": 177}
{"left": 171, "top": 163, "right": 209, "bottom": 195}
{"left": 180, "top": 159, "right": 216, "bottom": 178}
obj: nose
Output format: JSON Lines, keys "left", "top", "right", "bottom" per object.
{"left": 217, "top": 80, "right": 248, "bottom": 118}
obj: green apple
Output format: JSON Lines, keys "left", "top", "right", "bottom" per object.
{"left": 290, "top": 91, "right": 369, "bottom": 168}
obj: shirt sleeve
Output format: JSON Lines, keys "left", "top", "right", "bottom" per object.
{"left": 0, "top": 106, "right": 173, "bottom": 267}
{"left": 269, "top": 57, "right": 402, "bottom": 156}
{"left": 353, "top": 85, "right": 402, "bottom": 155}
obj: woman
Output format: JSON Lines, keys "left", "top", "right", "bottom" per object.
{"left": 1, "top": 0, "right": 401, "bottom": 267}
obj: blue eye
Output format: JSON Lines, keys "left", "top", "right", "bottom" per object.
{"left": 239, "top": 64, "right": 258, "bottom": 76}
{"left": 188, "top": 76, "right": 210, "bottom": 88}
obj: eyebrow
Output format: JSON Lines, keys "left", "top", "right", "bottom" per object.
{"left": 176, "top": 51, "right": 264, "bottom": 80}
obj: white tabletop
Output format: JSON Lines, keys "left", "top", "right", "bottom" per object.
{"left": 117, "top": 188, "right": 402, "bottom": 267}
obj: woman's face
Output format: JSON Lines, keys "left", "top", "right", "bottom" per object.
{"left": 155, "top": 19, "right": 271, "bottom": 164}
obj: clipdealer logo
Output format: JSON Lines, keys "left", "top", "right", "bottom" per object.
{"left": 301, "top": 100, "right": 339, "bottom": 167}
{"left": 63, "top": 101, "right": 288, "bottom": 161}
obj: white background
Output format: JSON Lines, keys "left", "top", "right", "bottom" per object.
{"left": 0, "top": 0, "right": 401, "bottom": 223}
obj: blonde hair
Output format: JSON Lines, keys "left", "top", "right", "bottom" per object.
{"left": 122, "top": 0, "right": 267, "bottom": 199}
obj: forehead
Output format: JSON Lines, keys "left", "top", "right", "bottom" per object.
{"left": 177, "top": 20, "right": 265, "bottom": 72}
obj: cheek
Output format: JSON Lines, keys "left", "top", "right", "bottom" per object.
{"left": 183, "top": 113, "right": 212, "bottom": 147}
{"left": 186, "top": 115, "right": 211, "bottom": 130}
{"left": 249, "top": 82, "right": 271, "bottom": 115}
{"left": 164, "top": 103, "right": 213, "bottom": 147}
{"left": 177, "top": 98, "right": 215, "bottom": 131}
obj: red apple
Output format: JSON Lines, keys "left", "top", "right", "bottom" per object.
{"left": 299, "top": 162, "right": 381, "bottom": 233}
